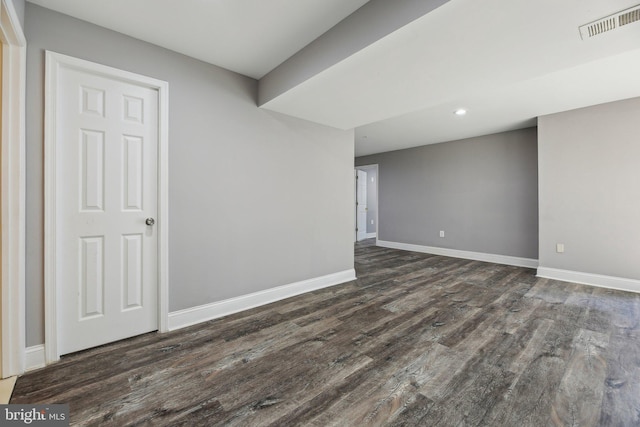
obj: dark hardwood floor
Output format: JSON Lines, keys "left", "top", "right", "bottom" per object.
{"left": 12, "top": 240, "right": 640, "bottom": 426}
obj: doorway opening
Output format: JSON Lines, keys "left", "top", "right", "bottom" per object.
{"left": 354, "top": 164, "right": 378, "bottom": 243}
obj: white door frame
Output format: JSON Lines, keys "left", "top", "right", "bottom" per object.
{"left": 355, "top": 169, "right": 367, "bottom": 241}
{"left": 355, "top": 164, "right": 379, "bottom": 242}
{"left": 0, "top": 0, "right": 26, "bottom": 378}
{"left": 44, "top": 51, "right": 170, "bottom": 364}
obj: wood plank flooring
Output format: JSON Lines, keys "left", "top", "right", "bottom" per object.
{"left": 11, "top": 240, "right": 640, "bottom": 426}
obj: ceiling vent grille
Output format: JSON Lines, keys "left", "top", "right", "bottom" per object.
{"left": 579, "top": 4, "right": 640, "bottom": 39}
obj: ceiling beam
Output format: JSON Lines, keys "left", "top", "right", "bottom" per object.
{"left": 258, "top": 0, "right": 449, "bottom": 107}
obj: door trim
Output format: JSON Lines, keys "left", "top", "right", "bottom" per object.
{"left": 355, "top": 164, "right": 379, "bottom": 243}
{"left": 0, "top": 0, "right": 26, "bottom": 377}
{"left": 355, "top": 169, "right": 367, "bottom": 242}
{"left": 44, "top": 51, "right": 169, "bottom": 364}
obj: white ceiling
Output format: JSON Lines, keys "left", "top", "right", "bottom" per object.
{"left": 26, "top": 0, "right": 370, "bottom": 79}
{"left": 28, "top": 0, "right": 640, "bottom": 156}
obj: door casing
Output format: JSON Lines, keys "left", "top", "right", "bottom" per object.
{"left": 356, "top": 169, "right": 367, "bottom": 241}
{"left": 44, "top": 51, "right": 170, "bottom": 364}
{"left": 355, "top": 164, "right": 379, "bottom": 242}
{"left": 0, "top": 0, "right": 26, "bottom": 378}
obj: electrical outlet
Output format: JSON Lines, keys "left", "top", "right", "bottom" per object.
{"left": 556, "top": 243, "right": 565, "bottom": 253}
{"left": 439, "top": 230, "right": 445, "bottom": 238}
{"left": 370, "top": 220, "right": 374, "bottom": 225}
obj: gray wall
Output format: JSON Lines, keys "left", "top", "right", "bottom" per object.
{"left": 25, "top": 4, "right": 355, "bottom": 346}
{"left": 356, "top": 128, "right": 538, "bottom": 259}
{"left": 538, "top": 97, "right": 640, "bottom": 280}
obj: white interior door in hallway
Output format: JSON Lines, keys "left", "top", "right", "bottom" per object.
{"left": 356, "top": 169, "right": 367, "bottom": 241}
{"left": 49, "top": 54, "right": 161, "bottom": 356}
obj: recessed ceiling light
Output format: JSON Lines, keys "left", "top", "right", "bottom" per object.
{"left": 454, "top": 109, "right": 467, "bottom": 116}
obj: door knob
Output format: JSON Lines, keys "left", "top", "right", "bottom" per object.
{"left": 145, "top": 218, "right": 155, "bottom": 226}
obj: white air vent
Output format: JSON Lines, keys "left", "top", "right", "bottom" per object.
{"left": 579, "top": 4, "right": 640, "bottom": 39}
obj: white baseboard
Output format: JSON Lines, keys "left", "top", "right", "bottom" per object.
{"left": 168, "top": 269, "right": 357, "bottom": 331}
{"left": 377, "top": 240, "right": 538, "bottom": 269}
{"left": 25, "top": 345, "right": 45, "bottom": 372}
{"left": 537, "top": 267, "right": 640, "bottom": 294}
{"left": 366, "top": 232, "right": 377, "bottom": 239}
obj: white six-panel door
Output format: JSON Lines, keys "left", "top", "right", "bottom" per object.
{"left": 53, "top": 58, "right": 160, "bottom": 355}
